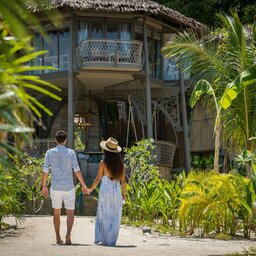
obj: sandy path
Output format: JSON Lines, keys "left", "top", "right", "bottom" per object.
{"left": 0, "top": 216, "right": 255, "bottom": 256}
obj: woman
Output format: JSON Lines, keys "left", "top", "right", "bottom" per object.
{"left": 87, "top": 137, "right": 126, "bottom": 246}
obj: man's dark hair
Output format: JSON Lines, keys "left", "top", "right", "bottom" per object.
{"left": 55, "top": 130, "right": 67, "bottom": 143}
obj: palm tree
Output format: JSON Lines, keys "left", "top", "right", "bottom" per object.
{"left": 162, "top": 10, "right": 256, "bottom": 174}
{"left": 0, "top": 1, "right": 61, "bottom": 166}
{"left": 0, "top": 27, "right": 61, "bottom": 165}
{"left": 0, "top": 0, "right": 62, "bottom": 223}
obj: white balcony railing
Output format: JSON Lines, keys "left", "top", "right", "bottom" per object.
{"left": 75, "top": 39, "right": 143, "bottom": 70}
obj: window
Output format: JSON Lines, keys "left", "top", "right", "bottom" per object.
{"left": 30, "top": 29, "right": 70, "bottom": 74}
{"left": 44, "top": 31, "right": 58, "bottom": 73}
{"left": 31, "top": 34, "right": 43, "bottom": 74}
{"left": 59, "top": 29, "right": 70, "bottom": 71}
{"left": 119, "top": 23, "right": 132, "bottom": 58}
{"left": 78, "top": 21, "right": 89, "bottom": 43}
{"left": 91, "top": 21, "right": 103, "bottom": 38}
{"left": 153, "top": 32, "right": 161, "bottom": 79}
{"left": 107, "top": 22, "right": 118, "bottom": 39}
{"left": 163, "top": 57, "right": 191, "bottom": 81}
{"left": 164, "top": 57, "right": 179, "bottom": 80}
{"left": 135, "top": 23, "right": 143, "bottom": 41}
{"left": 135, "top": 23, "right": 163, "bottom": 78}
{"left": 78, "top": 19, "right": 132, "bottom": 41}
{"left": 147, "top": 29, "right": 153, "bottom": 76}
{"left": 120, "top": 23, "right": 131, "bottom": 40}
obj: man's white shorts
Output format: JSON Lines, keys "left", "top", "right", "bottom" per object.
{"left": 50, "top": 187, "right": 75, "bottom": 210}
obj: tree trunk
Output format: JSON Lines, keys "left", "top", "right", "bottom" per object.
{"left": 245, "top": 163, "right": 251, "bottom": 178}
{"left": 214, "top": 123, "right": 221, "bottom": 172}
{"left": 223, "top": 148, "right": 230, "bottom": 173}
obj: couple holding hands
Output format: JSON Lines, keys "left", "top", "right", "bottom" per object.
{"left": 42, "top": 130, "right": 126, "bottom": 246}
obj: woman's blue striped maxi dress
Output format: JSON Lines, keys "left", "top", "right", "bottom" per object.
{"left": 94, "top": 175, "right": 122, "bottom": 246}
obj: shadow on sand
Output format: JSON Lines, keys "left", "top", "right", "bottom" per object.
{"left": 51, "top": 243, "right": 91, "bottom": 246}
{"left": 113, "top": 245, "right": 137, "bottom": 248}
{"left": 95, "top": 244, "right": 136, "bottom": 248}
{"left": 52, "top": 243, "right": 136, "bottom": 248}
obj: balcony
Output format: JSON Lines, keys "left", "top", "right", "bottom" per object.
{"left": 75, "top": 39, "right": 143, "bottom": 72}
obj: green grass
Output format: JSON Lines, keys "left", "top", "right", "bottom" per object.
{"left": 121, "top": 218, "right": 177, "bottom": 235}
{"left": 215, "top": 233, "right": 232, "bottom": 240}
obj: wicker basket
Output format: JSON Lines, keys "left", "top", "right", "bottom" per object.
{"left": 155, "top": 140, "right": 176, "bottom": 168}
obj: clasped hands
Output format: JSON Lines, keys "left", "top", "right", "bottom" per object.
{"left": 82, "top": 184, "right": 92, "bottom": 195}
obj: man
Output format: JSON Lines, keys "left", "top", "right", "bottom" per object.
{"left": 42, "top": 130, "right": 88, "bottom": 245}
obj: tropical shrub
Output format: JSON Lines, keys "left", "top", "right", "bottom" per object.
{"left": 179, "top": 170, "right": 254, "bottom": 237}
{"left": 157, "top": 174, "right": 184, "bottom": 227}
{"left": 0, "top": 154, "right": 51, "bottom": 227}
{"left": 124, "top": 139, "right": 184, "bottom": 227}
{"left": 0, "top": 164, "right": 27, "bottom": 228}
{"left": 124, "top": 138, "right": 160, "bottom": 182}
{"left": 124, "top": 139, "right": 159, "bottom": 222}
{"left": 191, "top": 154, "right": 214, "bottom": 170}
{"left": 124, "top": 139, "right": 256, "bottom": 238}
{"left": 18, "top": 155, "right": 49, "bottom": 214}
{"left": 234, "top": 150, "right": 256, "bottom": 177}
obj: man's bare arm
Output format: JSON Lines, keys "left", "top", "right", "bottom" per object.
{"left": 42, "top": 172, "right": 49, "bottom": 197}
{"left": 75, "top": 170, "right": 88, "bottom": 193}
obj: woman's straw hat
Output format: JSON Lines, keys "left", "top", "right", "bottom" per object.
{"left": 100, "top": 137, "right": 122, "bottom": 153}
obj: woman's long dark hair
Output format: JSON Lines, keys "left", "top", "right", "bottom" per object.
{"left": 103, "top": 150, "right": 124, "bottom": 179}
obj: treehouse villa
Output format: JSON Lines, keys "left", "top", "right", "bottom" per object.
{"left": 25, "top": 0, "right": 208, "bottom": 194}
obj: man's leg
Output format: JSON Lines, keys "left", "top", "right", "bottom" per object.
{"left": 53, "top": 208, "right": 63, "bottom": 244}
{"left": 63, "top": 188, "right": 75, "bottom": 245}
{"left": 50, "top": 188, "right": 63, "bottom": 244}
{"left": 65, "top": 209, "right": 74, "bottom": 245}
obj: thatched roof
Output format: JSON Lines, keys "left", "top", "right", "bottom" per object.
{"left": 29, "top": 0, "right": 206, "bottom": 31}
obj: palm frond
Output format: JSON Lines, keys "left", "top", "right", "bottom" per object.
{"left": 162, "top": 30, "right": 219, "bottom": 82}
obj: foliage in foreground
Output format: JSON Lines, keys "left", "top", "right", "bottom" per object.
{"left": 0, "top": 164, "right": 26, "bottom": 228}
{"left": 124, "top": 139, "right": 183, "bottom": 226}
{"left": 18, "top": 155, "right": 49, "bottom": 214}
{"left": 0, "top": 24, "right": 61, "bottom": 168}
{"left": 0, "top": 155, "right": 49, "bottom": 227}
{"left": 124, "top": 139, "right": 256, "bottom": 238}
{"left": 0, "top": 1, "right": 61, "bottom": 223}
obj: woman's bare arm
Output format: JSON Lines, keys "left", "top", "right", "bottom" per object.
{"left": 120, "top": 167, "right": 126, "bottom": 201}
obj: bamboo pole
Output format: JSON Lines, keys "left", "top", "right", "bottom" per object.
{"left": 179, "top": 68, "right": 191, "bottom": 174}
{"left": 68, "top": 13, "right": 75, "bottom": 148}
{"left": 143, "top": 16, "right": 153, "bottom": 138}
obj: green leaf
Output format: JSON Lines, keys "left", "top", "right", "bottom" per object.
{"left": 240, "top": 200, "right": 252, "bottom": 216}
{"left": 0, "top": 124, "right": 34, "bottom": 133}
{"left": 219, "top": 87, "right": 238, "bottom": 109}
{"left": 20, "top": 83, "right": 61, "bottom": 101}
{"left": 220, "top": 65, "right": 256, "bottom": 109}
{"left": 12, "top": 50, "right": 49, "bottom": 65}
{"left": 27, "top": 95, "right": 53, "bottom": 116}
{"left": 190, "top": 80, "right": 214, "bottom": 107}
